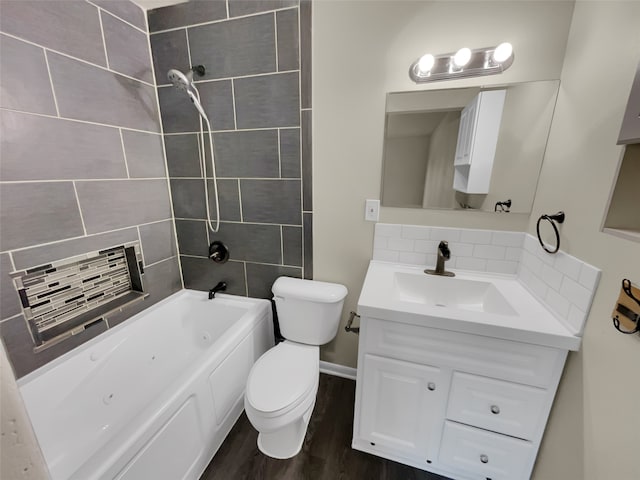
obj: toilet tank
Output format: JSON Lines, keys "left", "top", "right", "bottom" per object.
{"left": 272, "top": 277, "right": 348, "bottom": 345}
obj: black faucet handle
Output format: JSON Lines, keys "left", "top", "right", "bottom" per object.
{"left": 438, "top": 241, "right": 451, "bottom": 259}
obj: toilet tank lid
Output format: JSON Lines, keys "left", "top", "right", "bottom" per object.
{"left": 272, "top": 277, "right": 348, "bottom": 303}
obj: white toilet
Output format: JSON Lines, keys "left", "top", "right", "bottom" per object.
{"left": 244, "top": 276, "right": 348, "bottom": 459}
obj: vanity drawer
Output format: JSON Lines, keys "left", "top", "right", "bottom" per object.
{"left": 439, "top": 421, "right": 534, "bottom": 480}
{"left": 446, "top": 372, "right": 550, "bottom": 440}
{"left": 364, "top": 317, "right": 565, "bottom": 388}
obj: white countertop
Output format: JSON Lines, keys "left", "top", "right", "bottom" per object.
{"left": 357, "top": 261, "right": 581, "bottom": 351}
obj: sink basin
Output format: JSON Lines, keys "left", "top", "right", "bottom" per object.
{"left": 392, "top": 273, "right": 517, "bottom": 316}
{"left": 357, "top": 261, "right": 581, "bottom": 351}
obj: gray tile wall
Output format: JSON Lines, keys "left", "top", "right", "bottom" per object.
{"left": 0, "top": 1, "right": 181, "bottom": 378}
{"left": 149, "top": 0, "right": 312, "bottom": 298}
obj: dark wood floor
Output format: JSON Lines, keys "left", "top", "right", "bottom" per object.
{"left": 200, "top": 374, "right": 449, "bottom": 480}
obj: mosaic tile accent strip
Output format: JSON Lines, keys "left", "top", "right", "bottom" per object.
{"left": 12, "top": 242, "right": 144, "bottom": 346}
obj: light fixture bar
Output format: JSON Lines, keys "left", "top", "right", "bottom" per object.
{"left": 409, "top": 43, "right": 514, "bottom": 83}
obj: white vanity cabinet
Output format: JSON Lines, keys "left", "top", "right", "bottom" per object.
{"left": 352, "top": 317, "right": 568, "bottom": 480}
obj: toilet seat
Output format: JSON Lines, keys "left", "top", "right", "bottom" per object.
{"left": 246, "top": 342, "right": 319, "bottom": 418}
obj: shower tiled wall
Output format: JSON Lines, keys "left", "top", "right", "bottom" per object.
{"left": 0, "top": 1, "right": 181, "bottom": 378}
{"left": 149, "top": 0, "right": 313, "bottom": 298}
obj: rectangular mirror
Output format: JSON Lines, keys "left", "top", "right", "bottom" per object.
{"left": 381, "top": 80, "right": 560, "bottom": 213}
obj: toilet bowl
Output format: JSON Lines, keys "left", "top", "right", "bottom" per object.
{"left": 244, "top": 277, "right": 347, "bottom": 459}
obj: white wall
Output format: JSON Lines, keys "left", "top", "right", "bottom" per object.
{"left": 313, "top": 0, "right": 574, "bottom": 366}
{"left": 382, "top": 135, "right": 429, "bottom": 207}
{"left": 524, "top": 2, "right": 640, "bottom": 479}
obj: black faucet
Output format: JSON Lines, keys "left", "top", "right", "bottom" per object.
{"left": 208, "top": 281, "right": 227, "bottom": 299}
{"left": 424, "top": 241, "right": 455, "bottom": 277}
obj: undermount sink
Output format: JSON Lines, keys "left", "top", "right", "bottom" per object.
{"left": 392, "top": 272, "right": 517, "bottom": 316}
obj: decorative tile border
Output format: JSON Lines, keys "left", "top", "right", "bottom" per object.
{"left": 372, "top": 223, "right": 600, "bottom": 336}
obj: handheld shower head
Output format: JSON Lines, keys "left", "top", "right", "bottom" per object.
{"left": 167, "top": 69, "right": 192, "bottom": 92}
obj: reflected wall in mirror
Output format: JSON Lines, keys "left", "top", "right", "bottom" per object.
{"left": 381, "top": 80, "right": 560, "bottom": 213}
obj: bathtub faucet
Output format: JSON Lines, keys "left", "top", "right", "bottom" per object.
{"left": 209, "top": 281, "right": 227, "bottom": 299}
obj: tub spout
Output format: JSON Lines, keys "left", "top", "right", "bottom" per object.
{"left": 209, "top": 281, "right": 227, "bottom": 299}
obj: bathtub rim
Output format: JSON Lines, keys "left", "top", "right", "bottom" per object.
{"left": 17, "top": 289, "right": 271, "bottom": 387}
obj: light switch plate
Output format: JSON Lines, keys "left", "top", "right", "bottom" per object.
{"left": 365, "top": 199, "right": 380, "bottom": 222}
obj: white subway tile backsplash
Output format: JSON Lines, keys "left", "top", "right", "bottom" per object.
{"left": 388, "top": 237, "right": 415, "bottom": 251}
{"left": 554, "top": 252, "right": 582, "bottom": 281}
{"left": 506, "top": 247, "right": 522, "bottom": 262}
{"left": 560, "top": 276, "right": 593, "bottom": 312}
{"left": 460, "top": 229, "right": 492, "bottom": 245}
{"left": 398, "top": 252, "right": 428, "bottom": 265}
{"left": 542, "top": 263, "right": 563, "bottom": 290}
{"left": 545, "top": 288, "right": 571, "bottom": 318}
{"left": 375, "top": 223, "right": 402, "bottom": 238}
{"left": 578, "top": 263, "right": 600, "bottom": 290}
{"left": 429, "top": 227, "right": 461, "bottom": 242}
{"left": 486, "top": 259, "right": 519, "bottom": 275}
{"left": 449, "top": 242, "right": 475, "bottom": 257}
{"left": 373, "top": 249, "right": 399, "bottom": 263}
{"left": 371, "top": 226, "right": 599, "bottom": 337}
{"left": 491, "top": 231, "right": 524, "bottom": 247}
{"left": 456, "top": 257, "right": 487, "bottom": 271}
{"left": 402, "top": 225, "right": 431, "bottom": 239}
{"left": 414, "top": 239, "right": 439, "bottom": 253}
{"left": 473, "top": 244, "right": 506, "bottom": 260}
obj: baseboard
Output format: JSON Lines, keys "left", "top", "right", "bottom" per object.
{"left": 319, "top": 360, "right": 357, "bottom": 380}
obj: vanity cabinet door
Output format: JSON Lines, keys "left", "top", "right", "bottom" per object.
{"left": 359, "top": 354, "right": 448, "bottom": 462}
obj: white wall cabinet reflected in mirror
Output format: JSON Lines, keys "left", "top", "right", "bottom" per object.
{"left": 381, "top": 80, "right": 559, "bottom": 213}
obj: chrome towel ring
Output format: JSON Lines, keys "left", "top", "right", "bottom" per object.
{"left": 536, "top": 211, "right": 565, "bottom": 254}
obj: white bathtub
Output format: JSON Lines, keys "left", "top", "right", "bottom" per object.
{"left": 18, "top": 290, "right": 274, "bottom": 480}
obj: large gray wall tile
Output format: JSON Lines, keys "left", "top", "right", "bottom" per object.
{"left": 0, "top": 1, "right": 106, "bottom": 66}
{"left": 228, "top": 0, "right": 299, "bottom": 17}
{"left": 140, "top": 256, "right": 182, "bottom": 305}
{"left": 0, "top": 254, "right": 21, "bottom": 320}
{"left": 75, "top": 179, "right": 171, "bottom": 233}
{"left": 170, "top": 179, "right": 207, "bottom": 219}
{"left": 165, "top": 134, "right": 202, "bottom": 177}
{"left": 280, "top": 128, "right": 301, "bottom": 178}
{"left": 209, "top": 179, "right": 241, "bottom": 222}
{"left": 300, "top": 0, "right": 311, "bottom": 108}
{"left": 303, "top": 212, "right": 312, "bottom": 279}
{"left": 122, "top": 130, "right": 166, "bottom": 178}
{"left": 234, "top": 72, "right": 300, "bottom": 128}
{"left": 282, "top": 226, "right": 302, "bottom": 267}
{"left": 102, "top": 12, "right": 154, "bottom": 84}
{"left": 11, "top": 228, "right": 138, "bottom": 270}
{"left": 210, "top": 223, "right": 282, "bottom": 264}
{"left": 188, "top": 14, "right": 276, "bottom": 79}
{"left": 302, "top": 109, "right": 312, "bottom": 210}
{"left": 0, "top": 182, "right": 84, "bottom": 251}
{"left": 276, "top": 9, "right": 299, "bottom": 71}
{"left": 139, "top": 220, "right": 177, "bottom": 265}
{"left": 241, "top": 179, "right": 301, "bottom": 225}
{"left": 1, "top": 314, "right": 108, "bottom": 379}
{"left": 0, "top": 35, "right": 57, "bottom": 115}
{"left": 48, "top": 53, "right": 160, "bottom": 132}
{"left": 148, "top": 1, "right": 227, "bottom": 32}
{"left": 159, "top": 80, "right": 234, "bottom": 133}
{"left": 181, "top": 256, "right": 246, "bottom": 295}
{"left": 246, "top": 262, "right": 301, "bottom": 299}
{"left": 150, "top": 29, "right": 190, "bottom": 86}
{"left": 208, "top": 130, "right": 279, "bottom": 178}
{"left": 175, "top": 219, "right": 209, "bottom": 257}
{"left": 0, "top": 110, "right": 127, "bottom": 181}
{"left": 93, "top": 0, "right": 147, "bottom": 31}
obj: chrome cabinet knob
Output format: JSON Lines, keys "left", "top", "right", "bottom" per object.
{"left": 480, "top": 454, "right": 489, "bottom": 464}
{"left": 427, "top": 382, "right": 436, "bottom": 391}
{"left": 490, "top": 404, "right": 500, "bottom": 414}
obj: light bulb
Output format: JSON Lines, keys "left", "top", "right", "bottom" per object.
{"left": 453, "top": 47, "right": 472, "bottom": 67}
{"left": 493, "top": 42, "right": 513, "bottom": 63}
{"left": 417, "top": 54, "right": 435, "bottom": 74}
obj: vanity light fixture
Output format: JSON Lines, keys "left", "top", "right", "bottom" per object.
{"left": 409, "top": 42, "right": 514, "bottom": 83}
